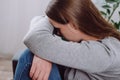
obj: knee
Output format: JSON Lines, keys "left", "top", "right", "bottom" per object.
{"left": 49, "top": 64, "right": 61, "bottom": 80}
{"left": 18, "top": 48, "right": 34, "bottom": 64}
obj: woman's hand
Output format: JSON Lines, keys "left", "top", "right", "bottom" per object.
{"left": 30, "top": 55, "right": 52, "bottom": 80}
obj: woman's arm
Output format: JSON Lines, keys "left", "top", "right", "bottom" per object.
{"left": 23, "top": 16, "right": 113, "bottom": 73}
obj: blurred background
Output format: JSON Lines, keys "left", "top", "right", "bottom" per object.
{"left": 0, "top": 0, "right": 119, "bottom": 80}
{"left": 0, "top": 0, "right": 51, "bottom": 59}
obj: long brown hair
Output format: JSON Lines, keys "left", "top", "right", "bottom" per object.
{"left": 46, "top": 0, "right": 120, "bottom": 40}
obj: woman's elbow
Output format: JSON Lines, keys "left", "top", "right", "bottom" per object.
{"left": 22, "top": 33, "right": 32, "bottom": 46}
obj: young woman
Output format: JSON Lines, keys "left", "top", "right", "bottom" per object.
{"left": 14, "top": 0, "right": 120, "bottom": 80}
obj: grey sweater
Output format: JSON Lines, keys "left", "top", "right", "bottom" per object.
{"left": 23, "top": 16, "right": 120, "bottom": 80}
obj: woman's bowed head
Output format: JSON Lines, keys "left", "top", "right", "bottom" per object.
{"left": 46, "top": 0, "right": 120, "bottom": 41}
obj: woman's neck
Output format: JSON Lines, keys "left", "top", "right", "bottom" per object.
{"left": 79, "top": 31, "right": 100, "bottom": 41}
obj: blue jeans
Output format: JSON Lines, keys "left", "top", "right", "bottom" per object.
{"left": 14, "top": 49, "right": 62, "bottom": 80}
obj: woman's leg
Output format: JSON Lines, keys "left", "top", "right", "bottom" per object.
{"left": 14, "top": 49, "right": 34, "bottom": 80}
{"left": 14, "top": 49, "right": 62, "bottom": 80}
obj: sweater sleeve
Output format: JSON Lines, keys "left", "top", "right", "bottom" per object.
{"left": 23, "top": 16, "right": 113, "bottom": 73}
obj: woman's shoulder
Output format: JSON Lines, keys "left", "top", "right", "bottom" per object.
{"left": 31, "top": 15, "right": 45, "bottom": 23}
{"left": 100, "top": 37, "right": 120, "bottom": 45}
{"left": 81, "top": 36, "right": 120, "bottom": 53}
{"left": 86, "top": 37, "right": 120, "bottom": 44}
{"left": 30, "top": 15, "right": 48, "bottom": 25}
{"left": 81, "top": 37, "right": 119, "bottom": 44}
{"left": 29, "top": 15, "right": 52, "bottom": 29}
{"left": 94, "top": 37, "right": 120, "bottom": 53}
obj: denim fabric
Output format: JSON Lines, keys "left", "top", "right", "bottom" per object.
{"left": 14, "top": 49, "right": 62, "bottom": 80}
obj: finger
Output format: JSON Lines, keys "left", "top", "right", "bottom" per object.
{"left": 30, "top": 63, "right": 36, "bottom": 78}
{"left": 32, "top": 67, "right": 41, "bottom": 80}
{"left": 38, "top": 71, "right": 45, "bottom": 80}
{"left": 43, "top": 72, "right": 49, "bottom": 80}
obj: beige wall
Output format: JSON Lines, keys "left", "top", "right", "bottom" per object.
{"left": 0, "top": 0, "right": 51, "bottom": 58}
